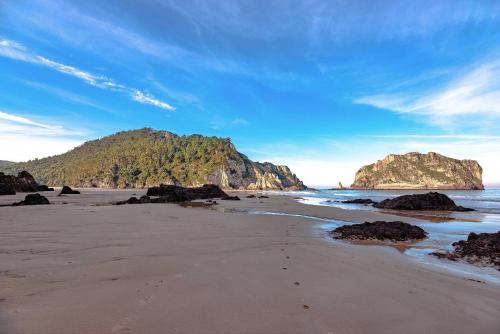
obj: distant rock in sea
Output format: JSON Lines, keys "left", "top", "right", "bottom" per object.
{"left": 351, "top": 152, "right": 484, "bottom": 190}
{"left": 0, "top": 128, "right": 306, "bottom": 191}
{"left": 374, "top": 192, "right": 474, "bottom": 212}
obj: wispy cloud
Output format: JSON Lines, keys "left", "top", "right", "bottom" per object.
{"left": 0, "top": 110, "right": 83, "bottom": 136}
{"left": 0, "top": 37, "right": 175, "bottom": 111}
{"left": 355, "top": 58, "right": 500, "bottom": 129}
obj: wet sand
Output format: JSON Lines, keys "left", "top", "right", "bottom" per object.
{"left": 0, "top": 189, "right": 499, "bottom": 334}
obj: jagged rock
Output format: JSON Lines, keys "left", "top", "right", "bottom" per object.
{"left": 146, "top": 184, "right": 228, "bottom": 202}
{"left": 12, "top": 193, "right": 50, "bottom": 206}
{"left": 431, "top": 231, "right": 500, "bottom": 270}
{"left": 221, "top": 195, "right": 240, "bottom": 201}
{"left": 0, "top": 171, "right": 51, "bottom": 195}
{"left": 373, "top": 192, "right": 473, "bottom": 211}
{"left": 342, "top": 199, "right": 377, "bottom": 204}
{"left": 59, "top": 186, "right": 80, "bottom": 195}
{"left": 331, "top": 221, "right": 427, "bottom": 241}
{"left": 351, "top": 152, "right": 484, "bottom": 190}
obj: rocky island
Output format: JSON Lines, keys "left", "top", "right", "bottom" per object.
{"left": 0, "top": 128, "right": 306, "bottom": 191}
{"left": 351, "top": 152, "right": 484, "bottom": 190}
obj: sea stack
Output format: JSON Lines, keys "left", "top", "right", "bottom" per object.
{"left": 351, "top": 152, "right": 484, "bottom": 190}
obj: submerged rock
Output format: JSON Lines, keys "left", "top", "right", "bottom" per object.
{"left": 146, "top": 184, "right": 228, "bottom": 202}
{"left": 342, "top": 198, "right": 377, "bottom": 205}
{"left": 431, "top": 231, "right": 500, "bottom": 270}
{"left": 373, "top": 192, "right": 473, "bottom": 211}
{"left": 59, "top": 186, "right": 80, "bottom": 195}
{"left": 331, "top": 221, "right": 427, "bottom": 242}
{"left": 12, "top": 193, "right": 50, "bottom": 206}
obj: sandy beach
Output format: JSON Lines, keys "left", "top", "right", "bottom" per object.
{"left": 0, "top": 190, "right": 499, "bottom": 334}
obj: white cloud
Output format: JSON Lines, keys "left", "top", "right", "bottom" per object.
{"left": 0, "top": 37, "right": 175, "bottom": 111}
{"left": 0, "top": 110, "right": 85, "bottom": 161}
{"left": 355, "top": 58, "right": 500, "bottom": 128}
{"left": 131, "top": 90, "right": 175, "bottom": 111}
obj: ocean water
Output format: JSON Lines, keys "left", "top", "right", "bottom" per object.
{"left": 270, "top": 189, "right": 500, "bottom": 281}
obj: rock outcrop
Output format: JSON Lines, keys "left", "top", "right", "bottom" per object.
{"left": 351, "top": 152, "right": 483, "bottom": 190}
{"left": 0, "top": 129, "right": 306, "bottom": 191}
{"left": 59, "top": 186, "right": 80, "bottom": 195}
{"left": 373, "top": 192, "right": 474, "bottom": 211}
{"left": 431, "top": 232, "right": 500, "bottom": 270}
{"left": 118, "top": 184, "right": 231, "bottom": 205}
{"left": 330, "top": 221, "right": 427, "bottom": 242}
{"left": 12, "top": 193, "right": 50, "bottom": 206}
{"left": 0, "top": 171, "right": 52, "bottom": 195}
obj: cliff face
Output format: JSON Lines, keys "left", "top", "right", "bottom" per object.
{"left": 0, "top": 129, "right": 305, "bottom": 190}
{"left": 351, "top": 152, "right": 484, "bottom": 190}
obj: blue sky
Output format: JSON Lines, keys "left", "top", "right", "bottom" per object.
{"left": 1, "top": 0, "right": 500, "bottom": 187}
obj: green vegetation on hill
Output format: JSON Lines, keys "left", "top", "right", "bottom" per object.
{"left": 0, "top": 128, "right": 305, "bottom": 190}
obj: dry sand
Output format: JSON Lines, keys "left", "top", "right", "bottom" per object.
{"left": 0, "top": 189, "right": 499, "bottom": 334}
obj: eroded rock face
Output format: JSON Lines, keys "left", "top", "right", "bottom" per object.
{"left": 431, "top": 232, "right": 500, "bottom": 270}
{"left": 12, "top": 193, "right": 50, "bottom": 206}
{"left": 351, "top": 152, "right": 484, "bottom": 190}
{"left": 373, "top": 192, "right": 473, "bottom": 211}
{"left": 0, "top": 171, "right": 52, "bottom": 195}
{"left": 59, "top": 186, "right": 80, "bottom": 195}
{"left": 0, "top": 129, "right": 306, "bottom": 190}
{"left": 330, "top": 221, "right": 427, "bottom": 242}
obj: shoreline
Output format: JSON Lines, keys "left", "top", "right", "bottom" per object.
{"left": 0, "top": 190, "right": 499, "bottom": 333}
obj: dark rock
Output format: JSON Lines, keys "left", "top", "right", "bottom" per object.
{"left": 342, "top": 198, "right": 377, "bottom": 204}
{"left": 0, "top": 171, "right": 46, "bottom": 194}
{"left": 258, "top": 195, "right": 269, "bottom": 199}
{"left": 146, "top": 184, "right": 229, "bottom": 202}
{"left": 431, "top": 231, "right": 500, "bottom": 269}
{"left": 331, "top": 221, "right": 427, "bottom": 242}
{"left": 373, "top": 192, "right": 474, "bottom": 211}
{"left": 221, "top": 195, "right": 240, "bottom": 201}
{"left": 116, "top": 195, "right": 151, "bottom": 205}
{"left": 0, "top": 183, "right": 16, "bottom": 195}
{"left": 246, "top": 194, "right": 256, "bottom": 198}
{"left": 59, "top": 186, "right": 80, "bottom": 195}
{"left": 12, "top": 193, "right": 50, "bottom": 206}
{"left": 37, "top": 185, "right": 54, "bottom": 191}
